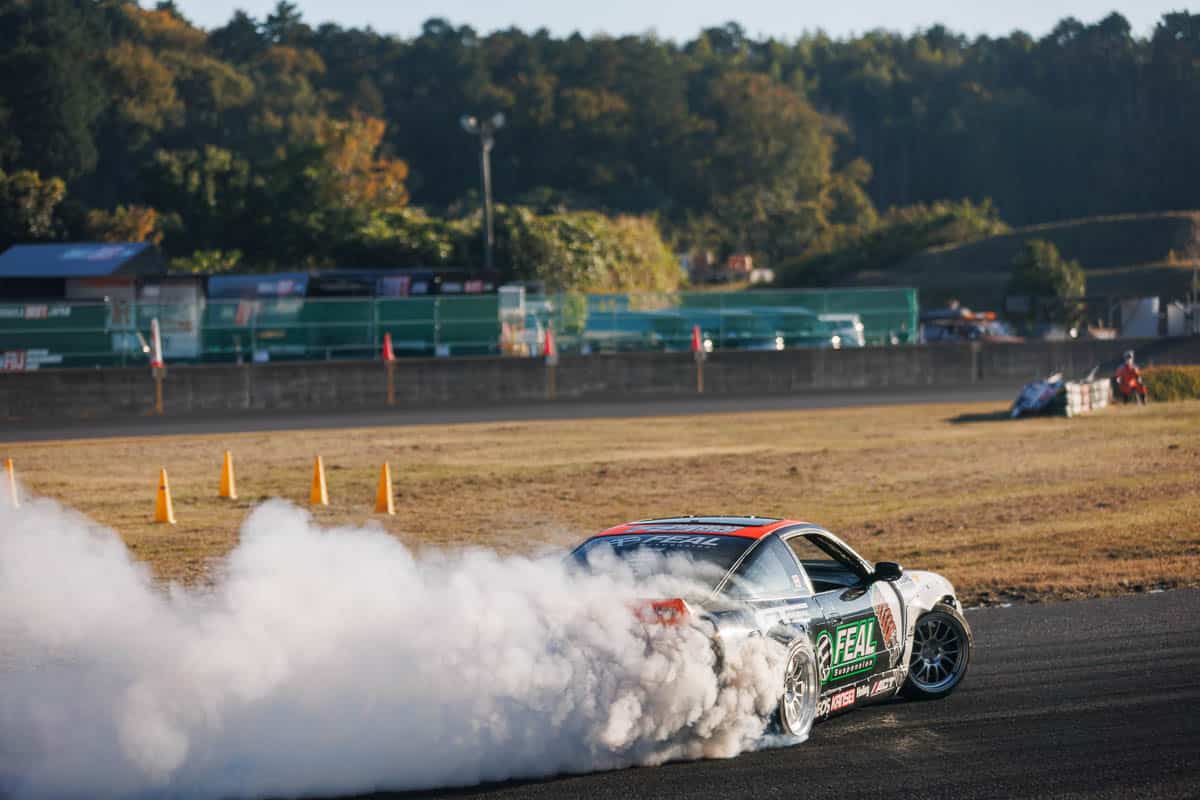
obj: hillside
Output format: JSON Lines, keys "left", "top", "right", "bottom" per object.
{"left": 838, "top": 212, "right": 1200, "bottom": 308}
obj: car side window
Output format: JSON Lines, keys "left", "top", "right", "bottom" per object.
{"left": 785, "top": 533, "right": 867, "bottom": 593}
{"left": 728, "top": 536, "right": 809, "bottom": 597}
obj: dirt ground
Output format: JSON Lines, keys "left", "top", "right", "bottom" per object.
{"left": 4, "top": 400, "right": 1198, "bottom": 605}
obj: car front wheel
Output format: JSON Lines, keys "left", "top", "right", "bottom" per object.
{"left": 900, "top": 603, "right": 973, "bottom": 699}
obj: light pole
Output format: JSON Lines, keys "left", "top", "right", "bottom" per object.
{"left": 460, "top": 112, "right": 505, "bottom": 272}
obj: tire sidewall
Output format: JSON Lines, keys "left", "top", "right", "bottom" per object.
{"left": 777, "top": 637, "right": 819, "bottom": 738}
{"left": 901, "top": 603, "right": 973, "bottom": 700}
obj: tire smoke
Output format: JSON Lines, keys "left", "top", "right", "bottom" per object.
{"left": 0, "top": 498, "right": 789, "bottom": 799}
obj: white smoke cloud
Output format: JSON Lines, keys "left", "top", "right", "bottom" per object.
{"left": 0, "top": 497, "right": 790, "bottom": 799}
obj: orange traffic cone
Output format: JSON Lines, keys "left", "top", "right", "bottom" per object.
{"left": 382, "top": 332, "right": 396, "bottom": 362}
{"left": 375, "top": 462, "right": 395, "bottom": 515}
{"left": 219, "top": 450, "right": 237, "bottom": 500}
{"left": 310, "top": 456, "right": 329, "bottom": 506}
{"left": 690, "top": 325, "right": 703, "bottom": 354}
{"left": 155, "top": 467, "right": 176, "bottom": 524}
{"left": 4, "top": 457, "right": 17, "bottom": 509}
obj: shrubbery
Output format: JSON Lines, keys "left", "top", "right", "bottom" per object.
{"left": 331, "top": 204, "right": 682, "bottom": 294}
{"left": 500, "top": 208, "right": 680, "bottom": 293}
{"left": 778, "top": 199, "right": 1008, "bottom": 286}
{"left": 1142, "top": 366, "right": 1200, "bottom": 402}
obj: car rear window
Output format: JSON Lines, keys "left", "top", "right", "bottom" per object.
{"left": 571, "top": 533, "right": 753, "bottom": 587}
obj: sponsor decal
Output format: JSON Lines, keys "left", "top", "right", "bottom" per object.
{"left": 829, "top": 687, "right": 856, "bottom": 712}
{"left": 0, "top": 305, "right": 70, "bottom": 320}
{"left": 624, "top": 524, "right": 741, "bottom": 534}
{"left": 871, "top": 676, "right": 897, "bottom": 697}
{"left": 2, "top": 350, "right": 26, "bottom": 372}
{"left": 874, "top": 600, "right": 899, "bottom": 651}
{"left": 856, "top": 684, "right": 871, "bottom": 699}
{"left": 20, "top": 304, "right": 66, "bottom": 320}
{"left": 606, "top": 534, "right": 726, "bottom": 548}
{"left": 816, "top": 632, "right": 833, "bottom": 683}
{"left": 816, "top": 697, "right": 831, "bottom": 717}
{"left": 818, "top": 618, "right": 878, "bottom": 683}
{"left": 1, "top": 349, "right": 61, "bottom": 372}
{"left": 754, "top": 607, "right": 809, "bottom": 628}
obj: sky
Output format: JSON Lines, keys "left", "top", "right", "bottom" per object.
{"left": 169, "top": 0, "right": 1183, "bottom": 40}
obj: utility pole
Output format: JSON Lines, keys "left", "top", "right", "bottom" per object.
{"left": 460, "top": 112, "right": 505, "bottom": 272}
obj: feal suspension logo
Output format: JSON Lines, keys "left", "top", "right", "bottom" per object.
{"left": 817, "top": 618, "right": 878, "bottom": 683}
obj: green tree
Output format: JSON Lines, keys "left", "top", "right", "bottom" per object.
{"left": 499, "top": 207, "right": 680, "bottom": 292}
{"left": 1008, "top": 239, "right": 1087, "bottom": 323}
{"left": 169, "top": 249, "right": 243, "bottom": 273}
{"left": 0, "top": 0, "right": 109, "bottom": 180}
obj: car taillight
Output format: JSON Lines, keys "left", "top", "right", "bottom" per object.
{"left": 632, "top": 598, "right": 690, "bottom": 625}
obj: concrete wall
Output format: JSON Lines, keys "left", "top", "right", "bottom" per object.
{"left": 2, "top": 337, "right": 1198, "bottom": 421}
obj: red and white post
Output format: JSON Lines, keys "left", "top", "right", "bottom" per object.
{"left": 382, "top": 332, "right": 396, "bottom": 406}
{"left": 544, "top": 327, "right": 559, "bottom": 400}
{"left": 691, "top": 324, "right": 706, "bottom": 394}
{"left": 149, "top": 318, "right": 166, "bottom": 414}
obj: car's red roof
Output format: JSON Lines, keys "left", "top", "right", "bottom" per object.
{"left": 593, "top": 517, "right": 805, "bottom": 540}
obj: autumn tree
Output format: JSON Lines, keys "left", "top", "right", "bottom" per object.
{"left": 85, "top": 205, "right": 170, "bottom": 245}
{"left": 0, "top": 169, "right": 67, "bottom": 248}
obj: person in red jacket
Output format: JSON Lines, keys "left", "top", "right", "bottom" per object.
{"left": 1114, "top": 350, "right": 1147, "bottom": 404}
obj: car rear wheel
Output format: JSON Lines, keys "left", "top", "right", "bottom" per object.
{"left": 901, "top": 603, "right": 973, "bottom": 700}
{"left": 777, "top": 638, "right": 818, "bottom": 738}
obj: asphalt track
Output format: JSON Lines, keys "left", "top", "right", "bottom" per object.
{"left": 348, "top": 589, "right": 1200, "bottom": 800}
{"left": 0, "top": 384, "right": 1016, "bottom": 442}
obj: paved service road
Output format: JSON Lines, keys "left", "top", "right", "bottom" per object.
{"left": 0, "top": 384, "right": 1016, "bottom": 442}
{"left": 350, "top": 590, "right": 1200, "bottom": 800}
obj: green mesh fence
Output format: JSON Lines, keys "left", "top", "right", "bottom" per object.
{"left": 0, "top": 288, "right": 914, "bottom": 369}
{"left": 0, "top": 301, "right": 117, "bottom": 367}
{"left": 538, "top": 288, "right": 919, "bottom": 352}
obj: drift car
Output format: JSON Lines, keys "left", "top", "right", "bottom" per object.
{"left": 570, "top": 516, "right": 973, "bottom": 739}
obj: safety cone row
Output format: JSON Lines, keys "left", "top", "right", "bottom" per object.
{"left": 151, "top": 454, "right": 396, "bottom": 523}
{"left": 4, "top": 457, "right": 18, "bottom": 509}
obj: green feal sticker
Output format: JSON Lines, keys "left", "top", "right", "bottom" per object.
{"left": 817, "top": 618, "right": 878, "bottom": 683}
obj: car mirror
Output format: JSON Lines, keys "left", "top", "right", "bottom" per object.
{"left": 873, "top": 561, "right": 903, "bottom": 582}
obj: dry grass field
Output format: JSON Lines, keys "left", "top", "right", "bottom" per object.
{"left": 4, "top": 400, "right": 1199, "bottom": 605}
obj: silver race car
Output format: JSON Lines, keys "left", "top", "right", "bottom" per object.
{"left": 570, "top": 516, "right": 974, "bottom": 739}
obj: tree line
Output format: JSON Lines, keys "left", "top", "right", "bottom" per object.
{"left": 1, "top": 1, "right": 1197, "bottom": 290}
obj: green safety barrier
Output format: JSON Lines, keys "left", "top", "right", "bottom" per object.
{"left": 538, "top": 288, "right": 919, "bottom": 352}
{"left": 0, "top": 288, "right": 914, "bottom": 368}
{"left": 0, "top": 302, "right": 119, "bottom": 367}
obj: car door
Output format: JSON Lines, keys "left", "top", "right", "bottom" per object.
{"left": 784, "top": 531, "right": 902, "bottom": 700}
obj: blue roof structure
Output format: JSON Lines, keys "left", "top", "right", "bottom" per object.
{"left": 0, "top": 243, "right": 163, "bottom": 278}
{"left": 206, "top": 272, "right": 311, "bottom": 298}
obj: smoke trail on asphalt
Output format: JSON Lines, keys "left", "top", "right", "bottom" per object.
{"left": 0, "top": 497, "right": 789, "bottom": 799}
